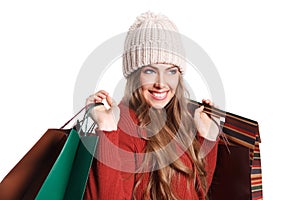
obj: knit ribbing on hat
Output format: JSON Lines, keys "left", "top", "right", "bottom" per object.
{"left": 122, "top": 12, "right": 186, "bottom": 78}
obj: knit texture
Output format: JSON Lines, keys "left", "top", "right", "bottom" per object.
{"left": 122, "top": 11, "right": 186, "bottom": 78}
{"left": 84, "top": 101, "right": 219, "bottom": 200}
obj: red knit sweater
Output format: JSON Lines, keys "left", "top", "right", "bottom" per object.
{"left": 84, "top": 102, "right": 218, "bottom": 200}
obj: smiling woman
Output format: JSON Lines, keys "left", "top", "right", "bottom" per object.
{"left": 140, "top": 64, "right": 180, "bottom": 109}
{"left": 84, "top": 11, "right": 220, "bottom": 200}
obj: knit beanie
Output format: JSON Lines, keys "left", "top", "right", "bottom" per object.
{"left": 122, "top": 11, "right": 186, "bottom": 78}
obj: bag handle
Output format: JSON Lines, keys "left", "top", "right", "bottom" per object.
{"left": 60, "top": 103, "right": 104, "bottom": 129}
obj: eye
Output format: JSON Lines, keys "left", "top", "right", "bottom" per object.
{"left": 167, "top": 68, "right": 178, "bottom": 75}
{"left": 143, "top": 68, "right": 156, "bottom": 74}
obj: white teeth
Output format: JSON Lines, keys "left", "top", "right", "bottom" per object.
{"left": 152, "top": 92, "right": 167, "bottom": 98}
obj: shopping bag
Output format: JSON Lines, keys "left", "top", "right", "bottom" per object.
{"left": 208, "top": 115, "right": 262, "bottom": 200}
{"left": 0, "top": 129, "right": 69, "bottom": 200}
{"left": 64, "top": 132, "right": 98, "bottom": 199}
{"left": 36, "top": 104, "right": 100, "bottom": 200}
{"left": 35, "top": 128, "right": 98, "bottom": 200}
{"left": 0, "top": 103, "right": 100, "bottom": 200}
{"left": 188, "top": 100, "right": 263, "bottom": 200}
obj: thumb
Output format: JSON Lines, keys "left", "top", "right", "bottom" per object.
{"left": 194, "top": 106, "right": 204, "bottom": 120}
{"left": 106, "top": 95, "right": 118, "bottom": 109}
{"left": 106, "top": 95, "right": 113, "bottom": 107}
{"left": 198, "top": 105, "right": 205, "bottom": 113}
{"left": 106, "top": 95, "right": 120, "bottom": 124}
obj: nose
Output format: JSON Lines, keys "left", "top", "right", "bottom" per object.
{"left": 154, "top": 72, "right": 166, "bottom": 88}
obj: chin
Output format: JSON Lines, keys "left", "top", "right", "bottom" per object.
{"left": 151, "top": 104, "right": 166, "bottom": 110}
{"left": 148, "top": 100, "right": 170, "bottom": 109}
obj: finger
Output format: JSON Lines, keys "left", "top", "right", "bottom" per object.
{"left": 96, "top": 90, "right": 109, "bottom": 99}
{"left": 99, "top": 90, "right": 109, "bottom": 95}
{"left": 202, "top": 99, "right": 212, "bottom": 106}
{"left": 193, "top": 109, "right": 200, "bottom": 124}
{"left": 206, "top": 99, "right": 214, "bottom": 106}
{"left": 86, "top": 92, "right": 106, "bottom": 105}
{"left": 106, "top": 95, "right": 113, "bottom": 107}
{"left": 95, "top": 93, "right": 107, "bottom": 100}
{"left": 200, "top": 112, "right": 210, "bottom": 121}
{"left": 194, "top": 106, "right": 202, "bottom": 119}
{"left": 86, "top": 95, "right": 98, "bottom": 105}
{"left": 93, "top": 95, "right": 103, "bottom": 103}
{"left": 106, "top": 96, "right": 119, "bottom": 109}
{"left": 94, "top": 90, "right": 111, "bottom": 103}
{"left": 195, "top": 106, "right": 209, "bottom": 119}
{"left": 198, "top": 105, "right": 204, "bottom": 112}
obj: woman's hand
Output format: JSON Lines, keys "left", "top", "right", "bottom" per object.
{"left": 194, "top": 99, "right": 220, "bottom": 141}
{"left": 86, "top": 90, "right": 120, "bottom": 131}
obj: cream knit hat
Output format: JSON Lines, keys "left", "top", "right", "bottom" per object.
{"left": 122, "top": 11, "right": 186, "bottom": 78}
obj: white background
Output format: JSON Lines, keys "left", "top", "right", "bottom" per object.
{"left": 1, "top": 1, "right": 299, "bottom": 199}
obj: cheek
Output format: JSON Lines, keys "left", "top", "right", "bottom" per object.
{"left": 140, "top": 74, "right": 155, "bottom": 86}
{"left": 167, "top": 77, "right": 180, "bottom": 92}
{"left": 141, "top": 86, "right": 151, "bottom": 104}
{"left": 141, "top": 84, "right": 149, "bottom": 93}
{"left": 140, "top": 76, "right": 152, "bottom": 92}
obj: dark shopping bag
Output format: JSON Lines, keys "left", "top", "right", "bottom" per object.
{"left": 0, "top": 103, "right": 100, "bottom": 200}
{"left": 188, "top": 100, "right": 263, "bottom": 200}
{"left": 0, "top": 129, "right": 69, "bottom": 200}
{"left": 209, "top": 114, "right": 262, "bottom": 200}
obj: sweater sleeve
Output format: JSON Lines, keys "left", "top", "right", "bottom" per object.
{"left": 198, "top": 135, "right": 219, "bottom": 191}
{"left": 84, "top": 127, "right": 139, "bottom": 200}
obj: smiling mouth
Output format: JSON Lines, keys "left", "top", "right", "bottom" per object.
{"left": 149, "top": 91, "right": 168, "bottom": 100}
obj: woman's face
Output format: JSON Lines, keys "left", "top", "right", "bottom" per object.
{"left": 140, "top": 63, "right": 180, "bottom": 109}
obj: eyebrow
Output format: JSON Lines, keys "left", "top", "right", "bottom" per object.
{"left": 146, "top": 65, "right": 177, "bottom": 70}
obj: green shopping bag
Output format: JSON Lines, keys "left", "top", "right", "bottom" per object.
{"left": 64, "top": 132, "right": 98, "bottom": 199}
{"left": 35, "top": 128, "right": 98, "bottom": 200}
{"left": 36, "top": 104, "right": 100, "bottom": 200}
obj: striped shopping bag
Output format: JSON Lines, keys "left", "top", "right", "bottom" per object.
{"left": 188, "top": 100, "right": 263, "bottom": 200}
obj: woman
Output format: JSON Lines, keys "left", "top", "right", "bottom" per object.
{"left": 84, "top": 12, "right": 220, "bottom": 200}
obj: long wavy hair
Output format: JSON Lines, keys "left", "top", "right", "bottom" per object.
{"left": 123, "top": 68, "right": 208, "bottom": 200}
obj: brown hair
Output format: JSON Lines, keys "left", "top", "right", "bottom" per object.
{"left": 123, "top": 68, "right": 208, "bottom": 200}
